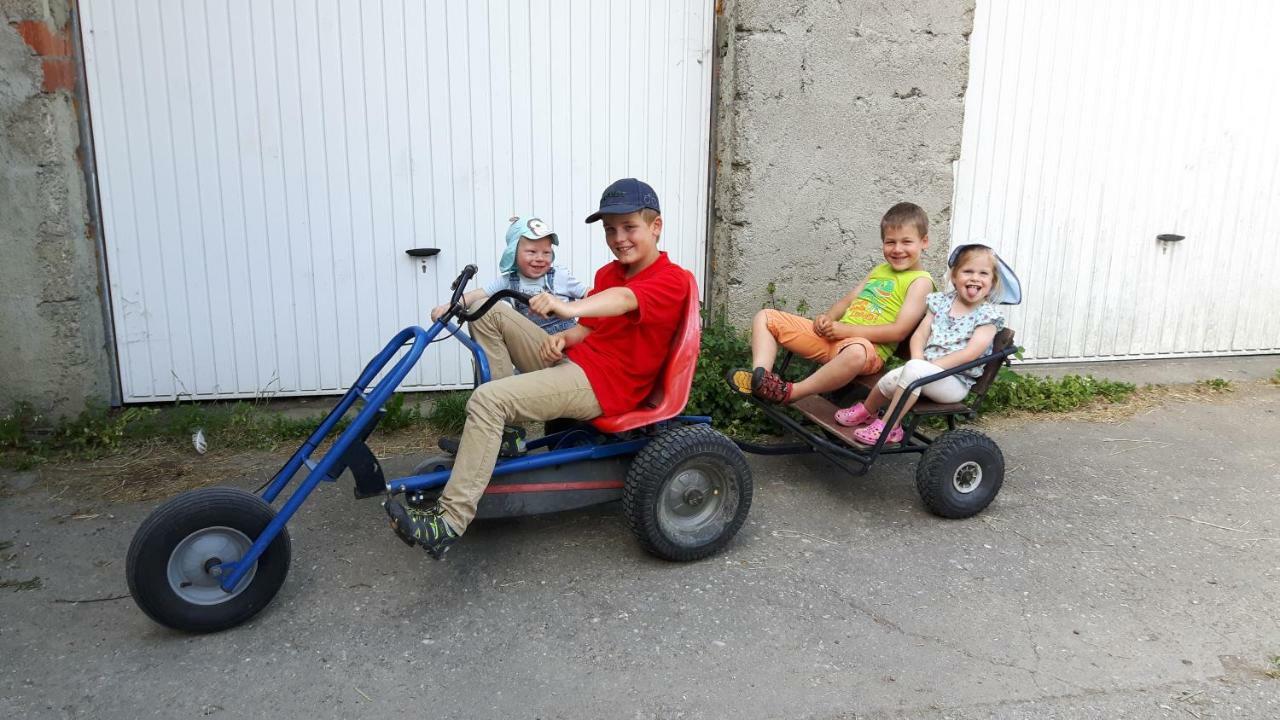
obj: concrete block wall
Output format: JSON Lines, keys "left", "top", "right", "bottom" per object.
{"left": 1, "top": 0, "right": 111, "bottom": 418}
{"left": 710, "top": 0, "right": 974, "bottom": 323}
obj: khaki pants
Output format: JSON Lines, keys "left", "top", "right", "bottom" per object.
{"left": 438, "top": 303, "right": 602, "bottom": 533}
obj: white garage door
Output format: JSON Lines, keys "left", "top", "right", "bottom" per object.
{"left": 952, "top": 0, "right": 1280, "bottom": 362}
{"left": 80, "top": 0, "right": 715, "bottom": 401}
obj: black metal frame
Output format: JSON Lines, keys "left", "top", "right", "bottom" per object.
{"left": 738, "top": 344, "right": 1020, "bottom": 476}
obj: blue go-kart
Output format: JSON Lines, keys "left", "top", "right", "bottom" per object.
{"left": 125, "top": 264, "right": 753, "bottom": 633}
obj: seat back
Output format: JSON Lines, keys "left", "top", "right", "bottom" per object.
{"left": 589, "top": 271, "right": 701, "bottom": 434}
{"left": 968, "top": 328, "right": 1016, "bottom": 398}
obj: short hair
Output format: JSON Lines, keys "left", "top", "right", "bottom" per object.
{"left": 639, "top": 208, "right": 660, "bottom": 224}
{"left": 950, "top": 245, "right": 1000, "bottom": 298}
{"left": 880, "top": 202, "right": 929, "bottom": 239}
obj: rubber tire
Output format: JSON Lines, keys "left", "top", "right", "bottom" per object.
{"left": 125, "top": 487, "right": 291, "bottom": 633}
{"left": 915, "top": 429, "right": 1004, "bottom": 519}
{"left": 623, "top": 424, "right": 753, "bottom": 562}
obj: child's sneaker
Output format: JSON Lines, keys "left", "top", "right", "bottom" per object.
{"left": 852, "top": 418, "right": 904, "bottom": 446}
{"left": 752, "top": 370, "right": 792, "bottom": 405}
{"left": 725, "top": 367, "right": 765, "bottom": 396}
{"left": 438, "top": 426, "right": 527, "bottom": 458}
{"left": 834, "top": 402, "right": 874, "bottom": 427}
{"left": 384, "top": 499, "right": 459, "bottom": 559}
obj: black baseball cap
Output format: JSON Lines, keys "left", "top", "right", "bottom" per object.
{"left": 584, "top": 178, "right": 661, "bottom": 223}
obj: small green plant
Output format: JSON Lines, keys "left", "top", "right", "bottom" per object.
{"left": 54, "top": 404, "right": 158, "bottom": 452}
{"left": 0, "top": 576, "right": 42, "bottom": 592}
{"left": 379, "top": 393, "right": 425, "bottom": 432}
{"left": 981, "top": 370, "right": 1135, "bottom": 414}
{"left": 685, "top": 309, "right": 780, "bottom": 438}
{"left": 1270, "top": 369, "right": 1279, "bottom": 385}
{"left": 0, "top": 402, "right": 41, "bottom": 449}
{"left": 1197, "top": 378, "right": 1232, "bottom": 392}
{"left": 427, "top": 391, "right": 471, "bottom": 435}
{"left": 1266, "top": 655, "right": 1280, "bottom": 680}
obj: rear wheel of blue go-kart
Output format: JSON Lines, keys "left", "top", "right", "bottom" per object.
{"left": 623, "top": 424, "right": 753, "bottom": 562}
{"left": 126, "top": 487, "right": 291, "bottom": 633}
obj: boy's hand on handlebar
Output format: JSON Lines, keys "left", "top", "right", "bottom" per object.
{"left": 529, "top": 292, "right": 571, "bottom": 319}
{"left": 430, "top": 303, "right": 450, "bottom": 321}
{"left": 539, "top": 334, "right": 567, "bottom": 363}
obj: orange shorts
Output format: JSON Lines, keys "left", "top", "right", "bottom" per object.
{"left": 763, "top": 309, "right": 884, "bottom": 375}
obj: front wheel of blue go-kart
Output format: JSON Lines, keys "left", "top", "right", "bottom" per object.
{"left": 126, "top": 487, "right": 291, "bottom": 633}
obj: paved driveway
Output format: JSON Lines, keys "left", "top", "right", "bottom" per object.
{"left": 3, "top": 385, "right": 1279, "bottom": 719}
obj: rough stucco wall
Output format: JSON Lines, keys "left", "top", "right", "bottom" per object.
{"left": 1, "top": 0, "right": 111, "bottom": 418}
{"left": 710, "top": 0, "right": 974, "bottom": 322}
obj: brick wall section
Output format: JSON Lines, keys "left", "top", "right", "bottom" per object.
{"left": 12, "top": 18, "right": 76, "bottom": 92}
{"left": 1, "top": 0, "right": 112, "bottom": 418}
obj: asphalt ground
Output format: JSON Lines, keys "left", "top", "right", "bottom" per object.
{"left": 2, "top": 383, "right": 1278, "bottom": 719}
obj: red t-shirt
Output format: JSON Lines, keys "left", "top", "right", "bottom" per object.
{"left": 567, "top": 252, "right": 690, "bottom": 416}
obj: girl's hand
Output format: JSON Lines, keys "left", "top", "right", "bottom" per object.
{"left": 529, "top": 292, "right": 570, "bottom": 319}
{"left": 539, "top": 334, "right": 567, "bottom": 364}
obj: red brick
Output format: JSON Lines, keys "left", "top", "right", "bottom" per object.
{"left": 12, "top": 19, "right": 72, "bottom": 57}
{"left": 41, "top": 58, "right": 77, "bottom": 93}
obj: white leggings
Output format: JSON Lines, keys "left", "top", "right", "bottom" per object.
{"left": 876, "top": 359, "right": 970, "bottom": 404}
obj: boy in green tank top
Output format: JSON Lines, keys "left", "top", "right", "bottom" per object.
{"left": 728, "top": 202, "right": 935, "bottom": 404}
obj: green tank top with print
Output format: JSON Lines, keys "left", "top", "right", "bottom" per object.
{"left": 838, "top": 263, "right": 935, "bottom": 361}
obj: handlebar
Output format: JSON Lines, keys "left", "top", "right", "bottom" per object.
{"left": 455, "top": 289, "right": 535, "bottom": 323}
{"left": 449, "top": 264, "right": 479, "bottom": 308}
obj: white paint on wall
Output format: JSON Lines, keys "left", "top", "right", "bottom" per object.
{"left": 953, "top": 0, "right": 1280, "bottom": 361}
{"left": 80, "top": 0, "right": 715, "bottom": 401}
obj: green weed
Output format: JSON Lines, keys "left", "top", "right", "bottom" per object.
{"left": 1266, "top": 655, "right": 1280, "bottom": 680}
{"left": 1270, "top": 369, "right": 1279, "bottom": 385}
{"left": 1197, "top": 378, "right": 1232, "bottom": 392}
{"left": 0, "top": 402, "right": 41, "bottom": 450}
{"left": 982, "top": 370, "right": 1135, "bottom": 414}
{"left": 427, "top": 391, "right": 471, "bottom": 435}
{"left": 0, "top": 576, "right": 42, "bottom": 592}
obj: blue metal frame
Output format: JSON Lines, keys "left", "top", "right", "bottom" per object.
{"left": 218, "top": 322, "right": 440, "bottom": 591}
{"left": 216, "top": 301, "right": 709, "bottom": 592}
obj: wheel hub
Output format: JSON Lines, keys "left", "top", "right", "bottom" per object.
{"left": 953, "top": 460, "right": 983, "bottom": 494}
{"left": 167, "top": 526, "right": 256, "bottom": 605}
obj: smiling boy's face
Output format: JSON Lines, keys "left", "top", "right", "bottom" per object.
{"left": 881, "top": 223, "right": 929, "bottom": 271}
{"left": 515, "top": 237, "right": 554, "bottom": 278}
{"left": 601, "top": 211, "right": 662, "bottom": 273}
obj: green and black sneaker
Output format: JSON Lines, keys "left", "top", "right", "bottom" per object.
{"left": 384, "top": 499, "right": 459, "bottom": 559}
{"left": 438, "top": 426, "right": 528, "bottom": 458}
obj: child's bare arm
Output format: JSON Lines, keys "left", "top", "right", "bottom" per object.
{"left": 431, "top": 289, "right": 490, "bottom": 320}
{"left": 823, "top": 282, "right": 866, "bottom": 322}
{"left": 930, "top": 324, "right": 998, "bottom": 370}
{"left": 908, "top": 312, "right": 933, "bottom": 360}
{"left": 531, "top": 287, "right": 636, "bottom": 319}
{"left": 828, "top": 276, "right": 932, "bottom": 343}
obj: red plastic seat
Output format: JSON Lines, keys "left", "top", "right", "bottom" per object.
{"left": 590, "top": 270, "right": 701, "bottom": 434}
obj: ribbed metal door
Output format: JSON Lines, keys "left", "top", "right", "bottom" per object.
{"left": 952, "top": 0, "right": 1280, "bottom": 362}
{"left": 81, "top": 0, "right": 715, "bottom": 401}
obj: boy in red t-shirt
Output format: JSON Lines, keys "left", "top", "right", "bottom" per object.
{"left": 385, "top": 178, "right": 690, "bottom": 558}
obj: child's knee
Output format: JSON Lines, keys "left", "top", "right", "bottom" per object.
{"left": 899, "top": 359, "right": 936, "bottom": 386}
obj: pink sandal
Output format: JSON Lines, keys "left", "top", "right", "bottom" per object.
{"left": 852, "top": 418, "right": 904, "bottom": 446}
{"left": 834, "top": 402, "right": 874, "bottom": 427}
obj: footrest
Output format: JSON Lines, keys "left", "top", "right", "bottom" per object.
{"left": 791, "top": 395, "right": 868, "bottom": 448}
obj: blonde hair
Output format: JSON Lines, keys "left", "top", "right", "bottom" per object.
{"left": 950, "top": 245, "right": 1000, "bottom": 299}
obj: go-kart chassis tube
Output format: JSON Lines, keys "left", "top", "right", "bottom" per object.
{"left": 220, "top": 324, "right": 433, "bottom": 592}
